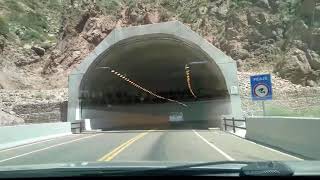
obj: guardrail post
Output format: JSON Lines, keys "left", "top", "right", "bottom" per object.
{"left": 232, "top": 117, "right": 235, "bottom": 133}
{"left": 244, "top": 117, "right": 246, "bottom": 127}
{"left": 224, "top": 118, "right": 227, "bottom": 131}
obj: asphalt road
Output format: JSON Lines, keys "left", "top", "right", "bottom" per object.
{"left": 0, "top": 130, "right": 302, "bottom": 166}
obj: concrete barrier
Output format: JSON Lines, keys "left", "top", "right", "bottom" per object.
{"left": 0, "top": 122, "right": 72, "bottom": 150}
{"left": 246, "top": 116, "right": 320, "bottom": 159}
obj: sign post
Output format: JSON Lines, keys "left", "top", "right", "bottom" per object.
{"left": 250, "top": 74, "right": 273, "bottom": 116}
{"left": 262, "top": 101, "right": 266, "bottom": 116}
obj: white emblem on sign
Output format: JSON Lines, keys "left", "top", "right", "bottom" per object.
{"left": 254, "top": 84, "right": 269, "bottom": 97}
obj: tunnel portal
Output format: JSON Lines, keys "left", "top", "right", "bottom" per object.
{"left": 68, "top": 21, "right": 242, "bottom": 130}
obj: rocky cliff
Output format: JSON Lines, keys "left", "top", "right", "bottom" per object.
{"left": 1, "top": 0, "right": 319, "bottom": 89}
{"left": 0, "top": 0, "right": 320, "bottom": 124}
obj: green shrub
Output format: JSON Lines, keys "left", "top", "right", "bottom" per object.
{"left": 230, "top": 0, "right": 253, "bottom": 9}
{"left": 264, "top": 104, "right": 299, "bottom": 117}
{"left": 20, "top": 30, "right": 45, "bottom": 42}
{"left": 22, "top": 0, "right": 39, "bottom": 10}
{"left": 9, "top": 11, "right": 48, "bottom": 42}
{"left": 0, "top": 16, "right": 9, "bottom": 37}
{"left": 300, "top": 106, "right": 320, "bottom": 118}
{"left": 11, "top": 12, "right": 48, "bottom": 32}
{"left": 97, "top": 0, "right": 120, "bottom": 14}
{"left": 5, "top": 0, "right": 23, "bottom": 12}
{"left": 262, "top": 104, "right": 320, "bottom": 118}
{"left": 46, "top": 0, "right": 62, "bottom": 11}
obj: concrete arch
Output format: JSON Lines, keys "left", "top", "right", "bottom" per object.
{"left": 68, "top": 21, "right": 242, "bottom": 129}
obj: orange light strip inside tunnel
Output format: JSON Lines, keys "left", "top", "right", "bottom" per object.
{"left": 108, "top": 68, "right": 188, "bottom": 107}
{"left": 185, "top": 65, "right": 197, "bottom": 99}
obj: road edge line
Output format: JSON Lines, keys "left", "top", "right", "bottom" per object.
{"left": 0, "top": 133, "right": 74, "bottom": 153}
{"left": 0, "top": 134, "right": 101, "bottom": 163}
{"left": 225, "top": 132, "right": 303, "bottom": 161}
{"left": 192, "top": 130, "right": 235, "bottom": 161}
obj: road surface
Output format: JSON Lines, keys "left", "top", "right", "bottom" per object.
{"left": 0, "top": 130, "right": 302, "bottom": 166}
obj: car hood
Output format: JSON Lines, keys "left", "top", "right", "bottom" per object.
{"left": 0, "top": 161, "right": 320, "bottom": 176}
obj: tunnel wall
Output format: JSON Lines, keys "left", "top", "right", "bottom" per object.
{"left": 82, "top": 99, "right": 230, "bottom": 129}
{"left": 68, "top": 21, "right": 243, "bottom": 124}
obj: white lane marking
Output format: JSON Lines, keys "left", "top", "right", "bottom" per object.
{"left": 0, "top": 134, "right": 79, "bottom": 153}
{"left": 192, "top": 130, "right": 235, "bottom": 161}
{"left": 0, "top": 134, "right": 101, "bottom": 163}
{"left": 223, "top": 131, "right": 303, "bottom": 160}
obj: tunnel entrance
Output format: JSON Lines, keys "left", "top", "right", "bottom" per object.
{"left": 68, "top": 21, "right": 242, "bottom": 130}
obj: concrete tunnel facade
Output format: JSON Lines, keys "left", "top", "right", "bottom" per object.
{"left": 67, "top": 21, "right": 242, "bottom": 130}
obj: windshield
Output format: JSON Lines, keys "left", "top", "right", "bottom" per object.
{"left": 0, "top": 0, "right": 319, "bottom": 176}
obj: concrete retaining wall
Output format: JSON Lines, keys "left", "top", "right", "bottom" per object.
{"left": 0, "top": 122, "right": 71, "bottom": 150}
{"left": 12, "top": 101, "right": 68, "bottom": 123}
{"left": 246, "top": 116, "right": 320, "bottom": 159}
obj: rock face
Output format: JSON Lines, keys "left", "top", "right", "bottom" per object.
{"left": 275, "top": 48, "right": 312, "bottom": 85}
{"left": 274, "top": 44, "right": 320, "bottom": 86}
{"left": 40, "top": 1, "right": 174, "bottom": 88}
{"left": 0, "top": 0, "right": 319, "bottom": 89}
{"left": 12, "top": 102, "right": 67, "bottom": 123}
{"left": 0, "top": 89, "right": 68, "bottom": 125}
{"left": 0, "top": 111, "right": 24, "bottom": 126}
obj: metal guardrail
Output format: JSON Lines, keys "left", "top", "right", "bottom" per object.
{"left": 223, "top": 117, "right": 246, "bottom": 133}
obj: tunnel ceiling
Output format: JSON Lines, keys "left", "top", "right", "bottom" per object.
{"left": 80, "top": 34, "right": 229, "bottom": 105}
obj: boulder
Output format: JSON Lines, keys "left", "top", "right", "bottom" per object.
{"left": 274, "top": 48, "right": 313, "bottom": 85}
{"left": 306, "top": 50, "right": 320, "bottom": 70}
{"left": 309, "top": 28, "right": 320, "bottom": 51}
{"left": 198, "top": 6, "right": 208, "bottom": 15}
{"left": 0, "top": 35, "right": 5, "bottom": 53}
{"left": 14, "top": 55, "right": 41, "bottom": 67}
{"left": 254, "top": 0, "right": 270, "bottom": 9}
{"left": 0, "top": 111, "right": 24, "bottom": 126}
{"left": 268, "top": 0, "right": 280, "bottom": 12}
{"left": 220, "top": 40, "right": 242, "bottom": 53}
{"left": 225, "top": 27, "right": 239, "bottom": 40}
{"left": 129, "top": 11, "right": 139, "bottom": 24}
{"left": 298, "top": 0, "right": 316, "bottom": 17}
{"left": 248, "top": 28, "right": 266, "bottom": 42}
{"left": 218, "top": 2, "right": 229, "bottom": 19}
{"left": 306, "top": 80, "right": 317, "bottom": 87}
{"left": 23, "top": 44, "right": 32, "bottom": 50}
{"left": 286, "top": 20, "right": 310, "bottom": 42}
{"left": 291, "top": 40, "right": 308, "bottom": 51}
{"left": 230, "top": 48, "right": 250, "bottom": 60}
{"left": 144, "top": 12, "right": 160, "bottom": 24}
{"left": 31, "top": 46, "right": 45, "bottom": 56}
{"left": 247, "top": 11, "right": 261, "bottom": 26}
{"left": 40, "top": 41, "right": 53, "bottom": 50}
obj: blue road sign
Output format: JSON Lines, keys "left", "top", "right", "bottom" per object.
{"left": 250, "top": 74, "right": 272, "bottom": 101}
